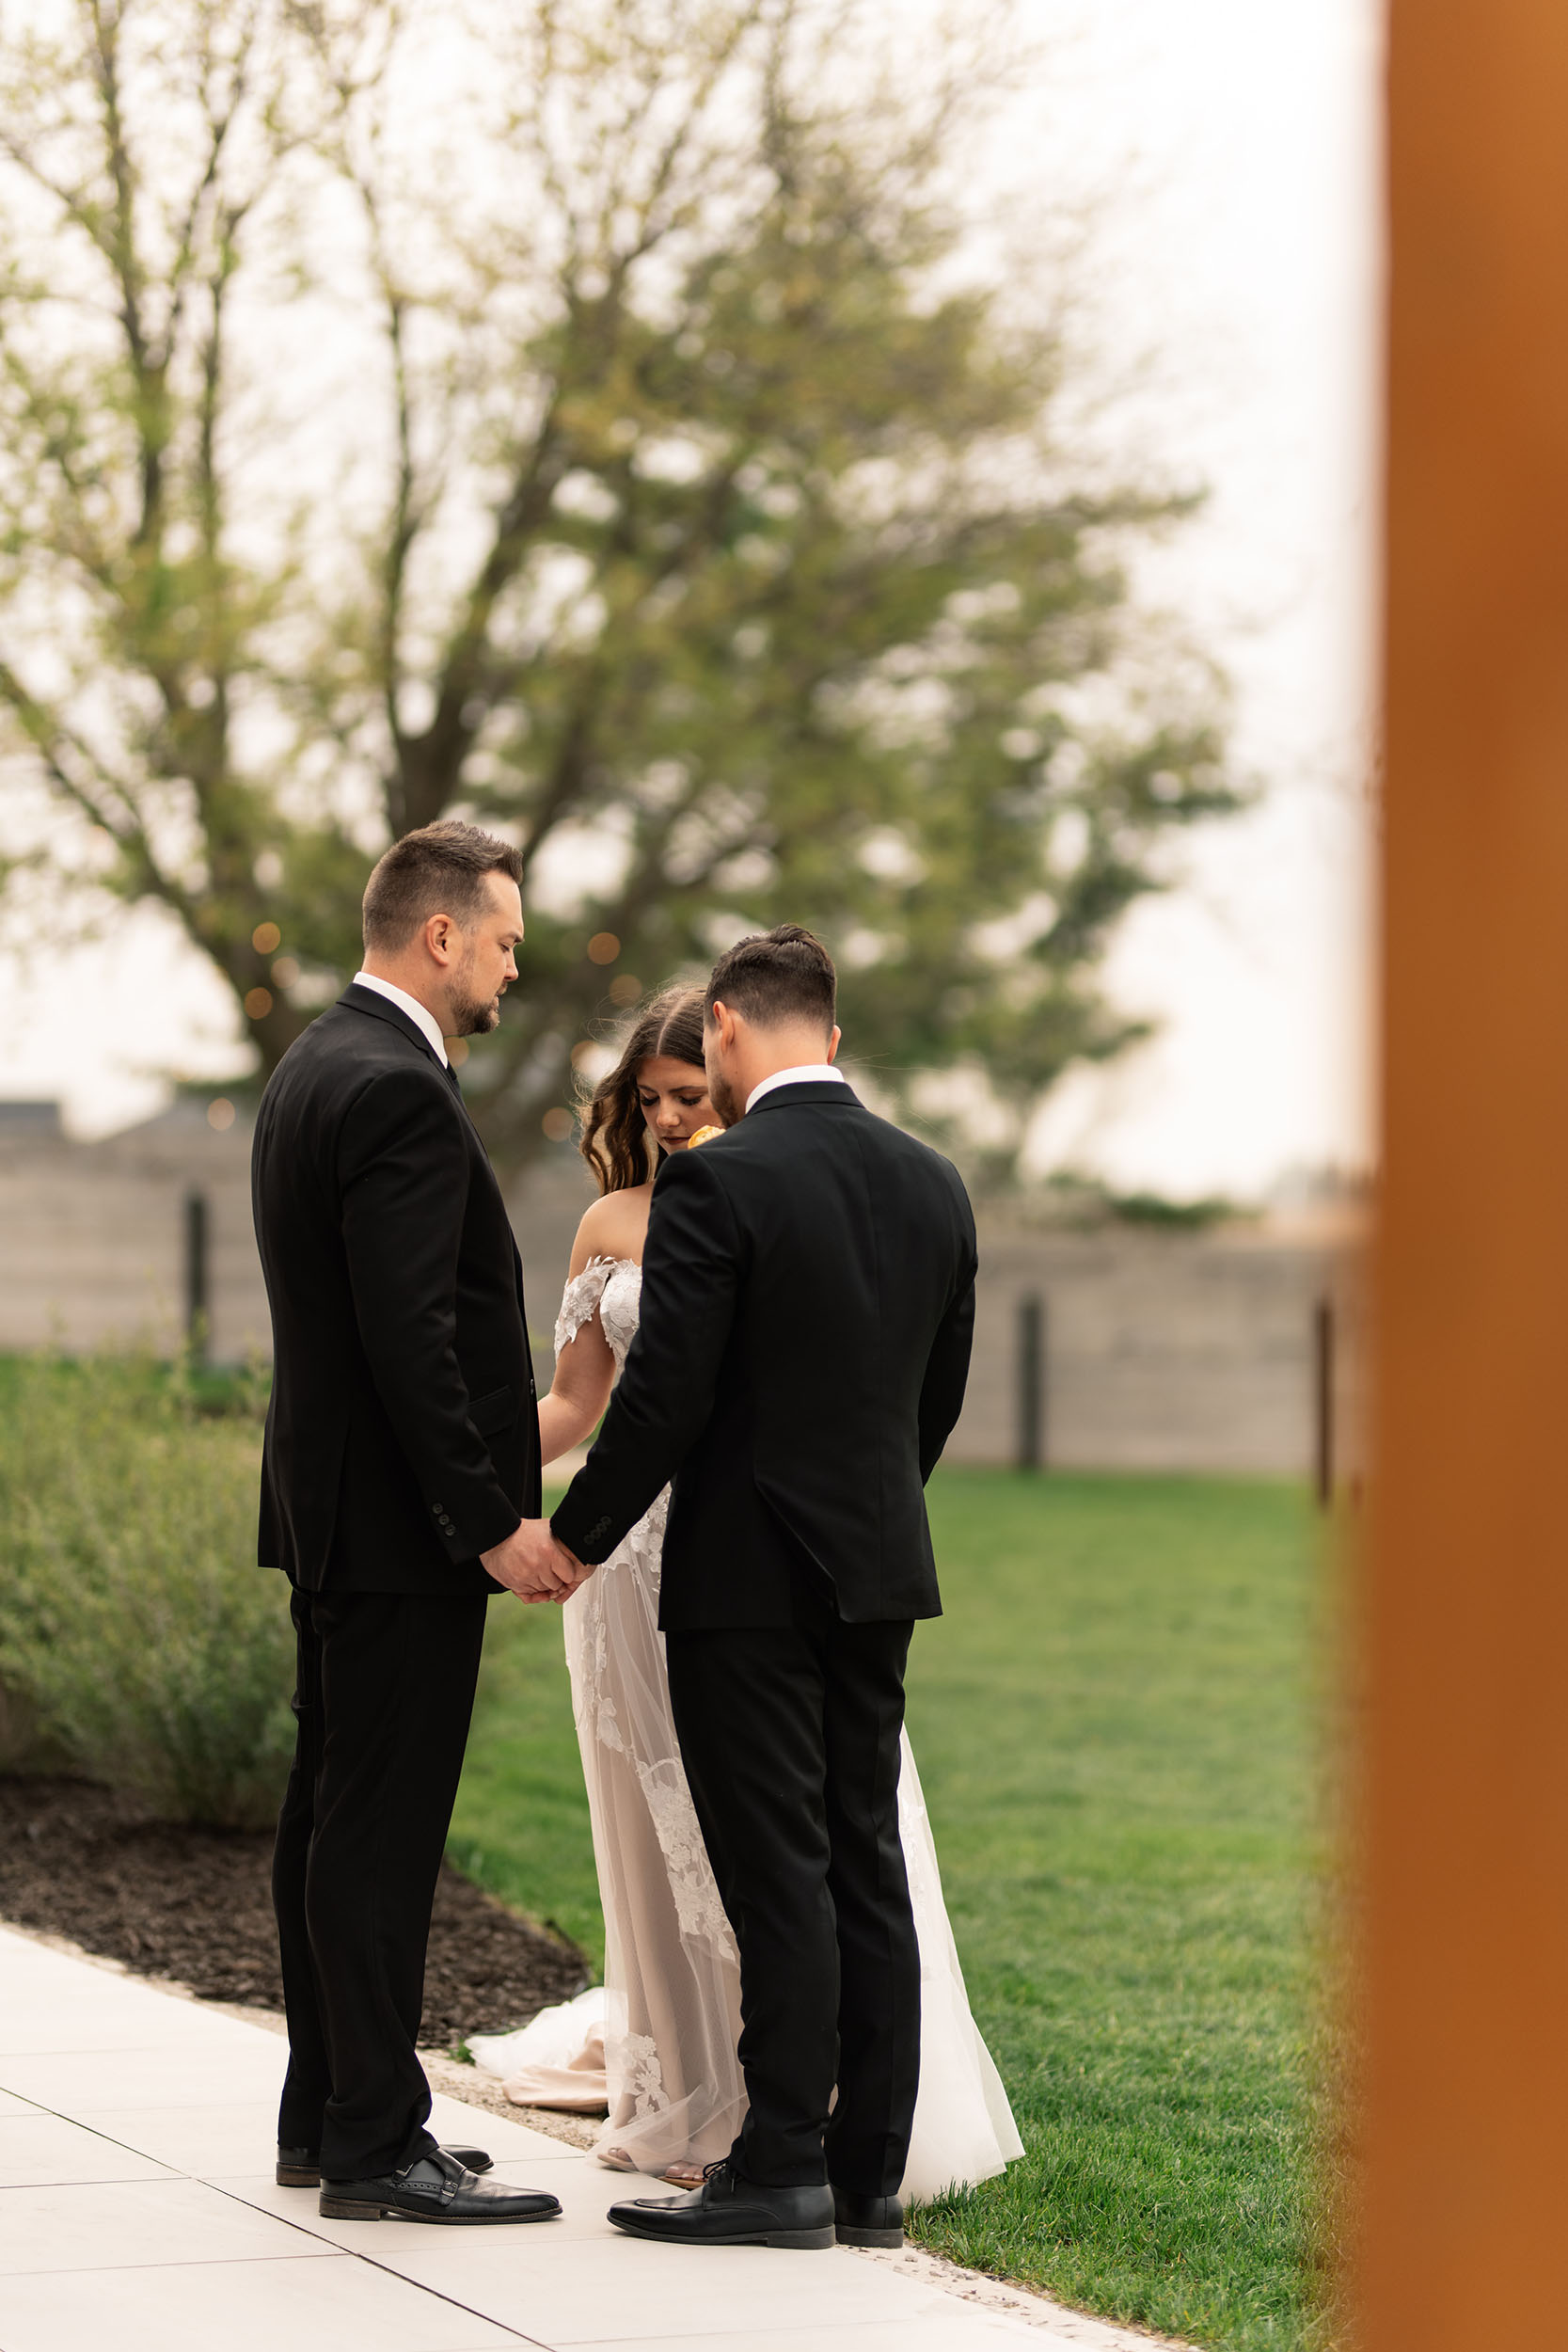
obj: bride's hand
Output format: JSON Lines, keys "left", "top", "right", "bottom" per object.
{"left": 548, "top": 1540, "right": 592, "bottom": 1599}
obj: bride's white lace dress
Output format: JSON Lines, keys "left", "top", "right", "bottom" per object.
{"left": 485, "top": 1256, "right": 1022, "bottom": 2196}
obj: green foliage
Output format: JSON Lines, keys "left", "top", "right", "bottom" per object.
{"left": 0, "top": 1351, "right": 293, "bottom": 1829}
{"left": 1032, "top": 1171, "right": 1251, "bottom": 1230}
{"left": 448, "top": 1504, "right": 603, "bottom": 1963}
{"left": 1107, "top": 1189, "right": 1243, "bottom": 1230}
{"left": 0, "top": 0, "right": 1239, "bottom": 1176}
{"left": 910, "top": 1472, "right": 1334, "bottom": 2350}
{"left": 455, "top": 1470, "right": 1333, "bottom": 2349}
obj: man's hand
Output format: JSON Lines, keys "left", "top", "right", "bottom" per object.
{"left": 482, "top": 1518, "right": 587, "bottom": 1602}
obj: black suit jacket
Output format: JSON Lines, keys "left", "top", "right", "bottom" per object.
{"left": 550, "top": 1080, "right": 976, "bottom": 1629}
{"left": 251, "top": 984, "right": 539, "bottom": 1595}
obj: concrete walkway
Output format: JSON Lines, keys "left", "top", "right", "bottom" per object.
{"left": 0, "top": 1923, "right": 1141, "bottom": 2351}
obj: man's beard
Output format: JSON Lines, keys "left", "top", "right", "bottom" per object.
{"left": 705, "top": 1062, "right": 744, "bottom": 1127}
{"left": 449, "top": 990, "right": 501, "bottom": 1037}
{"left": 448, "top": 951, "right": 502, "bottom": 1037}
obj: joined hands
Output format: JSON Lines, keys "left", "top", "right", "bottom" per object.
{"left": 482, "top": 1518, "right": 591, "bottom": 1603}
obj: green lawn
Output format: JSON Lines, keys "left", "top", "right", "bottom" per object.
{"left": 449, "top": 1469, "right": 1332, "bottom": 2352}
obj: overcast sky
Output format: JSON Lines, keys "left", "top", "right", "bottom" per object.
{"left": 0, "top": 0, "right": 1382, "bottom": 1195}
{"left": 1007, "top": 0, "right": 1381, "bottom": 1196}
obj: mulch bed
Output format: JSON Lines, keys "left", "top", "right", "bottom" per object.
{"left": 0, "top": 1776, "right": 587, "bottom": 2047}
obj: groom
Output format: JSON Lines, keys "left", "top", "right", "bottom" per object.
{"left": 252, "top": 819, "right": 568, "bottom": 2227}
{"left": 533, "top": 924, "right": 977, "bottom": 2251}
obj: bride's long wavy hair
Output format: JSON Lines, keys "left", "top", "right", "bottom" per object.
{"left": 578, "top": 984, "right": 709, "bottom": 1196}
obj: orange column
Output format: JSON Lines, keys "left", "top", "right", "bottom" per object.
{"left": 1366, "top": 1, "right": 1568, "bottom": 2342}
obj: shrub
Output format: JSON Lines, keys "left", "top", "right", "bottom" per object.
{"left": 0, "top": 1350, "right": 294, "bottom": 1828}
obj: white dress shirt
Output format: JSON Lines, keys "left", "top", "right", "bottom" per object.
{"left": 745, "top": 1063, "right": 847, "bottom": 1114}
{"left": 352, "top": 971, "right": 449, "bottom": 1067}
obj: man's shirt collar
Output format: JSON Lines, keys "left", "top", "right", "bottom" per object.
{"left": 745, "top": 1063, "right": 847, "bottom": 1115}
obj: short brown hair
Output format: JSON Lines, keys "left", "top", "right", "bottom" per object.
{"left": 705, "top": 924, "right": 836, "bottom": 1033}
{"left": 362, "top": 820, "right": 524, "bottom": 952}
{"left": 578, "top": 986, "right": 707, "bottom": 1194}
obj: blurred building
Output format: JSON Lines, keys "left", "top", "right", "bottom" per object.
{"left": 0, "top": 1101, "right": 269, "bottom": 1365}
{"left": 949, "top": 1197, "right": 1365, "bottom": 1483}
{"left": 0, "top": 1099, "right": 1364, "bottom": 1483}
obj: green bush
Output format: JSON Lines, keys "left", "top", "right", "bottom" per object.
{"left": 0, "top": 1350, "right": 294, "bottom": 1828}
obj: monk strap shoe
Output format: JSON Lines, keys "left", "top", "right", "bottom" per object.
{"left": 278, "top": 2141, "right": 493, "bottom": 2188}
{"left": 319, "top": 2147, "right": 561, "bottom": 2225}
{"left": 832, "top": 2188, "right": 905, "bottom": 2248}
{"left": 608, "top": 2157, "right": 835, "bottom": 2249}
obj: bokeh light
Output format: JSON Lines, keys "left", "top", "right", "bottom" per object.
{"left": 541, "top": 1105, "right": 574, "bottom": 1142}
{"left": 245, "top": 987, "right": 273, "bottom": 1019}
{"left": 271, "top": 955, "right": 300, "bottom": 989}
{"left": 608, "top": 973, "right": 641, "bottom": 1006}
{"left": 206, "top": 1098, "right": 235, "bottom": 1131}
{"left": 251, "top": 921, "right": 281, "bottom": 954}
{"left": 587, "top": 932, "right": 620, "bottom": 964}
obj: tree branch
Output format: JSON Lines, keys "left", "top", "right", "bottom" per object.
{"left": 0, "top": 656, "right": 199, "bottom": 929}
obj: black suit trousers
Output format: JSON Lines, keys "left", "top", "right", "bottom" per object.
{"left": 273, "top": 1586, "right": 488, "bottom": 2180}
{"left": 664, "top": 1581, "right": 919, "bottom": 2195}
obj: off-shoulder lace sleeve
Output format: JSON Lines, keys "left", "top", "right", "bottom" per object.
{"left": 555, "top": 1256, "right": 617, "bottom": 1359}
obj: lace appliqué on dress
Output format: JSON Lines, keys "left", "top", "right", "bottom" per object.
{"left": 637, "top": 1756, "right": 736, "bottom": 1952}
{"left": 613, "top": 2031, "right": 671, "bottom": 2120}
{"left": 555, "top": 1259, "right": 655, "bottom": 1610}
{"left": 597, "top": 1267, "right": 644, "bottom": 1370}
{"left": 555, "top": 1259, "right": 734, "bottom": 1957}
{"left": 554, "top": 1256, "right": 617, "bottom": 1359}
{"left": 579, "top": 1600, "right": 626, "bottom": 1756}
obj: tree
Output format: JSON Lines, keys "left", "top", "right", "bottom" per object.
{"left": 0, "top": 0, "right": 1238, "bottom": 1176}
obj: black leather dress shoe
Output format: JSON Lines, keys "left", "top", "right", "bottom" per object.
{"left": 319, "top": 2148, "right": 560, "bottom": 2225}
{"left": 608, "top": 2158, "right": 835, "bottom": 2249}
{"left": 832, "top": 2188, "right": 905, "bottom": 2248}
{"left": 277, "top": 2141, "right": 493, "bottom": 2188}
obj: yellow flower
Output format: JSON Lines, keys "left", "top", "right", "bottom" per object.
{"left": 687, "top": 1124, "right": 725, "bottom": 1149}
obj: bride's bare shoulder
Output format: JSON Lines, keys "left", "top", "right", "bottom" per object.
{"left": 568, "top": 1184, "right": 653, "bottom": 1277}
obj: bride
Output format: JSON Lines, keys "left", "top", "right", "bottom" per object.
{"left": 488, "top": 983, "right": 1021, "bottom": 2198}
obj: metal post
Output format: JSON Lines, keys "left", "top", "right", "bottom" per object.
{"left": 1313, "top": 1295, "right": 1334, "bottom": 1508}
{"left": 184, "top": 1189, "right": 209, "bottom": 1361}
{"left": 1016, "top": 1294, "right": 1045, "bottom": 1472}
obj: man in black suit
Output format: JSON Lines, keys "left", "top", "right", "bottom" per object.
{"left": 534, "top": 925, "right": 976, "bottom": 2251}
{"left": 252, "top": 819, "right": 564, "bottom": 2228}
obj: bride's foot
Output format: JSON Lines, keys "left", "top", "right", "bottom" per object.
{"left": 595, "top": 2147, "right": 639, "bottom": 2172}
{"left": 660, "top": 2159, "right": 706, "bottom": 2187}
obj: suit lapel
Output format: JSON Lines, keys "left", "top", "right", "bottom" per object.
{"left": 339, "top": 982, "right": 448, "bottom": 1073}
{"left": 339, "top": 985, "right": 498, "bottom": 1177}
